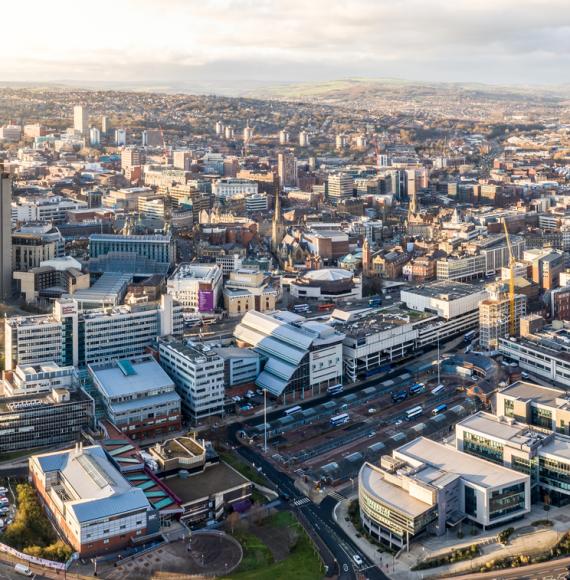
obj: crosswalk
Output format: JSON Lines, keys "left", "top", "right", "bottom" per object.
{"left": 328, "top": 491, "right": 346, "bottom": 502}
{"left": 292, "top": 497, "right": 311, "bottom": 506}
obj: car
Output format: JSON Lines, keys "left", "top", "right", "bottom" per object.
{"left": 521, "top": 371, "right": 530, "bottom": 379}
{"left": 352, "top": 554, "right": 363, "bottom": 566}
{"left": 368, "top": 408, "right": 376, "bottom": 414}
{"left": 368, "top": 431, "right": 376, "bottom": 438}
{"left": 395, "top": 419, "right": 403, "bottom": 426}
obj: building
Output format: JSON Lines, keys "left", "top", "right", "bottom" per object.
{"left": 234, "top": 310, "right": 344, "bottom": 400}
{"left": 0, "top": 125, "right": 22, "bottom": 142}
{"left": 102, "top": 187, "right": 154, "bottom": 211}
{"left": 223, "top": 268, "right": 278, "bottom": 317}
{"left": 88, "top": 355, "right": 181, "bottom": 440}
{"left": 525, "top": 249, "right": 565, "bottom": 290}
{"left": 327, "top": 173, "right": 354, "bottom": 203}
{"left": 29, "top": 445, "right": 159, "bottom": 556}
{"left": 73, "top": 105, "right": 88, "bottom": 136}
{"left": 359, "top": 437, "right": 530, "bottom": 550}
{"left": 167, "top": 263, "right": 223, "bottom": 313}
{"left": 212, "top": 178, "right": 258, "bottom": 199}
{"left": 245, "top": 193, "right": 268, "bottom": 213}
{"left": 12, "top": 224, "right": 64, "bottom": 272}
{"left": 277, "top": 152, "right": 298, "bottom": 188}
{"left": 89, "top": 127, "right": 100, "bottom": 147}
{"left": 88, "top": 233, "right": 175, "bottom": 276}
{"left": 456, "top": 410, "right": 570, "bottom": 505}
{"left": 213, "top": 347, "right": 261, "bottom": 387}
{"left": 12, "top": 195, "right": 87, "bottom": 224}
{"left": 0, "top": 168, "right": 12, "bottom": 299}
{"left": 299, "top": 130, "right": 310, "bottom": 147}
{"left": 158, "top": 338, "right": 225, "bottom": 422}
{"left": 121, "top": 147, "right": 142, "bottom": 171}
{"left": 479, "top": 282, "right": 526, "bottom": 350}
{"left": 5, "top": 295, "right": 183, "bottom": 370}
{"left": 215, "top": 253, "right": 243, "bottom": 275}
{"left": 0, "top": 363, "right": 94, "bottom": 454}
{"left": 115, "top": 129, "right": 127, "bottom": 146}
{"left": 172, "top": 150, "right": 192, "bottom": 171}
{"left": 289, "top": 269, "right": 362, "bottom": 301}
{"left": 141, "top": 129, "right": 163, "bottom": 148}
{"left": 279, "top": 129, "right": 290, "bottom": 145}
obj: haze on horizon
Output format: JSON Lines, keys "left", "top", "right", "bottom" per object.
{"left": 3, "top": 0, "right": 570, "bottom": 88}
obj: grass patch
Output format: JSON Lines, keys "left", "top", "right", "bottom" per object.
{"left": 227, "top": 511, "right": 322, "bottom": 580}
{"left": 219, "top": 451, "right": 270, "bottom": 487}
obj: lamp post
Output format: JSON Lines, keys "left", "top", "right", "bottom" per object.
{"left": 263, "top": 388, "right": 268, "bottom": 452}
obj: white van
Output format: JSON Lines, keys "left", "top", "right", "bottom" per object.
{"left": 15, "top": 563, "right": 33, "bottom": 576}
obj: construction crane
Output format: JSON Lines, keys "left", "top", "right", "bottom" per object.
{"left": 503, "top": 220, "right": 516, "bottom": 337}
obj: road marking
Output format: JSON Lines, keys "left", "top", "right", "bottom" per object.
{"left": 293, "top": 497, "right": 311, "bottom": 506}
{"left": 328, "top": 491, "right": 346, "bottom": 502}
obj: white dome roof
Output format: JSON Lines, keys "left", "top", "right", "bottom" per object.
{"left": 303, "top": 269, "right": 352, "bottom": 282}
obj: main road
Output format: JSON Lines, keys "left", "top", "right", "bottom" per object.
{"left": 232, "top": 429, "right": 388, "bottom": 580}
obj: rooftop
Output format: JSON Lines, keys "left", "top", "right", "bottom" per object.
{"left": 169, "top": 263, "right": 221, "bottom": 281}
{"left": 403, "top": 280, "right": 484, "bottom": 301}
{"left": 396, "top": 437, "right": 529, "bottom": 489}
{"left": 499, "top": 381, "right": 569, "bottom": 409}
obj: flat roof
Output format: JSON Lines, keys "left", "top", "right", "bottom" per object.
{"left": 540, "top": 436, "right": 570, "bottom": 461}
{"left": 500, "top": 381, "right": 568, "bottom": 409}
{"left": 163, "top": 461, "right": 250, "bottom": 504}
{"left": 360, "top": 462, "right": 433, "bottom": 519}
{"left": 402, "top": 280, "right": 483, "bottom": 301}
{"left": 89, "top": 355, "right": 174, "bottom": 399}
{"left": 396, "top": 437, "right": 528, "bottom": 489}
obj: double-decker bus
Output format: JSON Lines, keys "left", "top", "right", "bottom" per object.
{"left": 464, "top": 330, "right": 477, "bottom": 343}
{"left": 327, "top": 384, "right": 344, "bottom": 396}
{"left": 330, "top": 413, "right": 350, "bottom": 427}
{"left": 432, "top": 404, "right": 448, "bottom": 416}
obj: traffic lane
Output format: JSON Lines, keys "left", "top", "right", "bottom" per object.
{"left": 456, "top": 558, "right": 570, "bottom": 579}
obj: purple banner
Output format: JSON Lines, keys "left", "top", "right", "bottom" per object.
{"left": 198, "top": 289, "right": 214, "bottom": 312}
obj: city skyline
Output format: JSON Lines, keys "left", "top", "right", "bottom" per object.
{"left": 2, "top": 0, "right": 570, "bottom": 87}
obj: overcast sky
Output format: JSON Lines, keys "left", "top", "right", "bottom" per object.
{"left": 2, "top": 0, "right": 570, "bottom": 86}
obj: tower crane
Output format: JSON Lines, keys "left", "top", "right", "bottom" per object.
{"left": 503, "top": 220, "right": 516, "bottom": 337}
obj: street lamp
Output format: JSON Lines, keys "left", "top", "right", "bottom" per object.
{"left": 263, "top": 388, "right": 268, "bottom": 452}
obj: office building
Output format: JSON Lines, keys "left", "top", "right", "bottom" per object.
{"left": 245, "top": 193, "right": 268, "bottom": 213}
{"left": 30, "top": 445, "right": 159, "bottom": 556}
{"left": 88, "top": 355, "right": 181, "bottom": 440}
{"left": 0, "top": 125, "right": 22, "bottom": 142}
{"left": 212, "top": 178, "right": 258, "bottom": 199}
{"left": 172, "top": 150, "right": 192, "bottom": 171}
{"left": 277, "top": 152, "right": 298, "bottom": 188}
{"left": 234, "top": 310, "right": 344, "bottom": 400}
{"left": 0, "top": 363, "right": 94, "bottom": 454}
{"left": 359, "top": 437, "right": 530, "bottom": 550}
{"left": 327, "top": 173, "right": 354, "bottom": 203}
{"left": 525, "top": 249, "right": 565, "bottom": 290}
{"left": 0, "top": 168, "right": 12, "bottom": 300}
{"left": 5, "top": 295, "right": 183, "bottom": 370}
{"left": 212, "top": 347, "right": 261, "bottom": 387}
{"left": 141, "top": 129, "right": 163, "bottom": 148}
{"left": 167, "top": 263, "right": 223, "bottom": 312}
{"left": 121, "top": 147, "right": 142, "bottom": 171}
{"left": 12, "top": 195, "right": 87, "bottom": 225}
{"left": 73, "top": 105, "right": 88, "bottom": 136}
{"left": 12, "top": 224, "right": 64, "bottom": 272}
{"left": 479, "top": 282, "right": 526, "bottom": 350}
{"left": 158, "top": 337, "right": 225, "bottom": 422}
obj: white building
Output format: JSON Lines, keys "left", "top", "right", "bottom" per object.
{"left": 115, "top": 129, "right": 127, "bottom": 146}
{"left": 327, "top": 173, "right": 354, "bottom": 203}
{"left": 234, "top": 310, "right": 345, "bottom": 400}
{"left": 245, "top": 193, "right": 268, "bottom": 212}
{"left": 73, "top": 105, "right": 88, "bottom": 136}
{"left": 167, "top": 263, "right": 223, "bottom": 312}
{"left": 89, "top": 127, "right": 101, "bottom": 147}
{"left": 289, "top": 269, "right": 362, "bottom": 301}
{"left": 12, "top": 195, "right": 87, "bottom": 225}
{"left": 158, "top": 338, "right": 225, "bottom": 423}
{"left": 212, "top": 178, "right": 258, "bottom": 199}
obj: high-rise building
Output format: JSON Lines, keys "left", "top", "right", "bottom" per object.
{"left": 243, "top": 125, "right": 254, "bottom": 142}
{"left": 73, "top": 105, "right": 88, "bottom": 136}
{"left": 115, "top": 128, "right": 127, "bottom": 146}
{"left": 89, "top": 127, "right": 100, "bottom": 147}
{"left": 121, "top": 147, "right": 141, "bottom": 171}
{"left": 0, "top": 167, "right": 12, "bottom": 300}
{"left": 327, "top": 173, "right": 353, "bottom": 203}
{"left": 299, "top": 130, "right": 310, "bottom": 147}
{"left": 141, "top": 129, "right": 163, "bottom": 148}
{"left": 101, "top": 115, "right": 110, "bottom": 135}
{"left": 335, "top": 134, "right": 347, "bottom": 149}
{"left": 172, "top": 150, "right": 192, "bottom": 171}
{"left": 279, "top": 129, "right": 290, "bottom": 145}
{"left": 224, "top": 125, "right": 235, "bottom": 140}
{"left": 215, "top": 121, "right": 224, "bottom": 136}
{"left": 277, "top": 151, "right": 298, "bottom": 188}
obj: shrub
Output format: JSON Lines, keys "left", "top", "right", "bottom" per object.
{"left": 498, "top": 527, "right": 515, "bottom": 544}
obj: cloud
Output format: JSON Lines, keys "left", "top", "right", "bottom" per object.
{"left": 1, "top": 0, "right": 570, "bottom": 84}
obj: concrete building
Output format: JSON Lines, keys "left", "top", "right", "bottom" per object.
{"left": 277, "top": 152, "right": 298, "bottom": 188}
{"left": 212, "top": 178, "right": 258, "bottom": 199}
{"left": 88, "top": 355, "right": 181, "bottom": 440}
{"left": 30, "top": 445, "right": 158, "bottom": 556}
{"left": 327, "top": 173, "right": 354, "bottom": 203}
{"left": 359, "top": 437, "right": 530, "bottom": 550}
{"left": 0, "top": 168, "right": 13, "bottom": 299}
{"left": 73, "top": 105, "right": 88, "bottom": 136}
{"left": 525, "top": 249, "right": 565, "bottom": 290}
{"left": 12, "top": 224, "right": 64, "bottom": 272}
{"left": 0, "top": 363, "right": 94, "bottom": 454}
{"left": 223, "top": 268, "right": 278, "bottom": 317}
{"left": 158, "top": 338, "right": 225, "bottom": 422}
{"left": 479, "top": 282, "right": 526, "bottom": 350}
{"left": 234, "top": 310, "right": 345, "bottom": 400}
{"left": 5, "top": 295, "right": 183, "bottom": 370}
{"left": 121, "top": 147, "right": 142, "bottom": 171}
{"left": 172, "top": 150, "right": 192, "bottom": 171}
{"left": 167, "top": 263, "right": 223, "bottom": 313}
{"left": 279, "top": 129, "right": 290, "bottom": 145}
{"left": 289, "top": 269, "right": 362, "bottom": 302}
{"left": 115, "top": 128, "right": 127, "bottom": 146}
{"left": 212, "top": 347, "right": 261, "bottom": 387}
{"left": 12, "top": 195, "right": 87, "bottom": 225}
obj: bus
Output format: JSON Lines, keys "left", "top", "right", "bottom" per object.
{"left": 284, "top": 405, "right": 302, "bottom": 417}
{"left": 464, "top": 330, "right": 477, "bottom": 343}
{"left": 318, "top": 303, "right": 335, "bottom": 311}
{"left": 409, "top": 383, "right": 426, "bottom": 396}
{"left": 431, "top": 384, "right": 445, "bottom": 396}
{"left": 327, "top": 384, "right": 344, "bottom": 396}
{"left": 392, "top": 390, "right": 408, "bottom": 403}
{"left": 368, "top": 296, "right": 383, "bottom": 307}
{"left": 293, "top": 304, "right": 310, "bottom": 313}
{"left": 432, "top": 404, "right": 447, "bottom": 416}
{"left": 405, "top": 406, "right": 423, "bottom": 421}
{"left": 330, "top": 413, "right": 350, "bottom": 427}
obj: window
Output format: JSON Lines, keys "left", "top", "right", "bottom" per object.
{"left": 504, "top": 399, "right": 514, "bottom": 418}
{"left": 465, "top": 486, "right": 477, "bottom": 517}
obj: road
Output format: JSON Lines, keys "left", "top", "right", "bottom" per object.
{"left": 233, "top": 435, "right": 388, "bottom": 580}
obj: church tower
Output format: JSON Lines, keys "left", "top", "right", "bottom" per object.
{"left": 271, "top": 190, "right": 284, "bottom": 252}
{"left": 362, "top": 237, "right": 371, "bottom": 276}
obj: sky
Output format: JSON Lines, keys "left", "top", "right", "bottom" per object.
{"left": 2, "top": 0, "right": 570, "bottom": 87}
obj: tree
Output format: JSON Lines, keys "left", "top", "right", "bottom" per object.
{"left": 226, "top": 511, "right": 241, "bottom": 534}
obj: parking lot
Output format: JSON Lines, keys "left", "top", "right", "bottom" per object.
{"left": 0, "top": 480, "right": 16, "bottom": 533}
